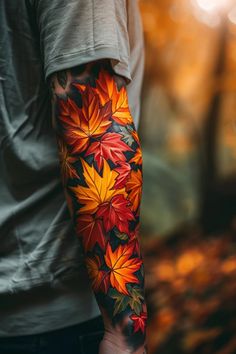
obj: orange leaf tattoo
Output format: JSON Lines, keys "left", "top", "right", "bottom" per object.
{"left": 57, "top": 138, "right": 79, "bottom": 185}
{"left": 104, "top": 243, "right": 142, "bottom": 295}
{"left": 86, "top": 255, "right": 110, "bottom": 293}
{"left": 132, "top": 129, "right": 141, "bottom": 145}
{"left": 126, "top": 169, "right": 143, "bottom": 212}
{"left": 129, "top": 146, "right": 143, "bottom": 166}
{"left": 58, "top": 87, "right": 112, "bottom": 154}
{"left": 94, "top": 69, "right": 133, "bottom": 126}
{"left": 71, "top": 159, "right": 126, "bottom": 214}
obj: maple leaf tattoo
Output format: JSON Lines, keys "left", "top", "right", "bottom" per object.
{"left": 130, "top": 312, "right": 147, "bottom": 334}
{"left": 85, "top": 132, "right": 133, "bottom": 171}
{"left": 58, "top": 89, "right": 112, "bottom": 154}
{"left": 86, "top": 254, "right": 110, "bottom": 293}
{"left": 57, "top": 138, "right": 79, "bottom": 185}
{"left": 76, "top": 214, "right": 106, "bottom": 251}
{"left": 96, "top": 194, "right": 135, "bottom": 234}
{"left": 104, "top": 243, "right": 142, "bottom": 295}
{"left": 94, "top": 68, "right": 133, "bottom": 125}
{"left": 126, "top": 169, "right": 143, "bottom": 213}
{"left": 51, "top": 62, "right": 147, "bottom": 353}
{"left": 71, "top": 159, "right": 126, "bottom": 214}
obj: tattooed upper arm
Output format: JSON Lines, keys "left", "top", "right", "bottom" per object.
{"left": 50, "top": 60, "right": 128, "bottom": 102}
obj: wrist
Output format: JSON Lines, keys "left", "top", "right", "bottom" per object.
{"left": 99, "top": 334, "right": 147, "bottom": 354}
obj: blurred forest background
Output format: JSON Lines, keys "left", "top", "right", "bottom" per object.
{"left": 138, "top": 0, "right": 236, "bottom": 353}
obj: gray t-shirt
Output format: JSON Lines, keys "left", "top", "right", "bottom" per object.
{"left": 0, "top": 0, "right": 144, "bottom": 336}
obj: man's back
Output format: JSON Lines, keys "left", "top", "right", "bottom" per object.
{"left": 0, "top": 0, "right": 144, "bottom": 337}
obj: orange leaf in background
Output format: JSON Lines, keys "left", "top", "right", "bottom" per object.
{"left": 85, "top": 132, "right": 133, "bottom": 170}
{"left": 129, "top": 146, "right": 143, "bottom": 166}
{"left": 126, "top": 169, "right": 143, "bottom": 212}
{"left": 86, "top": 255, "right": 109, "bottom": 293}
{"left": 57, "top": 138, "right": 79, "bottom": 185}
{"left": 96, "top": 194, "right": 135, "bottom": 233}
{"left": 114, "top": 162, "right": 131, "bottom": 189}
{"left": 71, "top": 159, "right": 126, "bottom": 214}
{"left": 94, "top": 69, "right": 133, "bottom": 125}
{"left": 77, "top": 214, "right": 106, "bottom": 251}
{"left": 130, "top": 312, "right": 147, "bottom": 333}
{"left": 58, "top": 87, "right": 112, "bottom": 154}
{"left": 104, "top": 243, "right": 142, "bottom": 295}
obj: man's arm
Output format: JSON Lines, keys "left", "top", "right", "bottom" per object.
{"left": 50, "top": 60, "right": 148, "bottom": 354}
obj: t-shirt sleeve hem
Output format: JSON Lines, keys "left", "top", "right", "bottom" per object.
{"left": 45, "top": 45, "right": 132, "bottom": 82}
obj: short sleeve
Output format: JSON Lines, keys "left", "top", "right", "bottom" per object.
{"left": 32, "top": 0, "right": 131, "bottom": 81}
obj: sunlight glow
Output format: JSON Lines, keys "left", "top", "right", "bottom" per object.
{"left": 192, "top": 0, "right": 235, "bottom": 27}
{"left": 228, "top": 5, "right": 236, "bottom": 24}
{"left": 195, "top": 0, "right": 231, "bottom": 13}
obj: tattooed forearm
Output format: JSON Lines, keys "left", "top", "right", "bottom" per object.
{"left": 51, "top": 61, "right": 148, "bottom": 354}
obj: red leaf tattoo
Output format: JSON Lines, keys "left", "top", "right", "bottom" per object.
{"left": 130, "top": 312, "right": 147, "bottom": 333}
{"left": 96, "top": 194, "right": 135, "bottom": 234}
{"left": 85, "top": 132, "right": 133, "bottom": 170}
{"left": 114, "top": 162, "right": 131, "bottom": 189}
{"left": 76, "top": 214, "right": 106, "bottom": 252}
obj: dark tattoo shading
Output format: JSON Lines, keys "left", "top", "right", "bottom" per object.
{"left": 56, "top": 70, "right": 68, "bottom": 89}
{"left": 51, "top": 62, "right": 148, "bottom": 353}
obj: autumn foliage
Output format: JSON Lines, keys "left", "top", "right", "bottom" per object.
{"left": 144, "top": 229, "right": 236, "bottom": 353}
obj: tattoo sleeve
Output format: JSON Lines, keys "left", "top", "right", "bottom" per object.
{"left": 50, "top": 61, "right": 148, "bottom": 354}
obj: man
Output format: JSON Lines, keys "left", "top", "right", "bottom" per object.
{"left": 0, "top": 1, "right": 147, "bottom": 353}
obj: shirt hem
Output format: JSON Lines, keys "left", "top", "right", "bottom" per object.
{"left": 45, "top": 45, "right": 132, "bottom": 82}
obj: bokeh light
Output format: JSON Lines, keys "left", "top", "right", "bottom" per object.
{"left": 191, "top": 0, "right": 235, "bottom": 27}
{"left": 228, "top": 5, "right": 236, "bottom": 24}
{"left": 195, "top": 0, "right": 232, "bottom": 13}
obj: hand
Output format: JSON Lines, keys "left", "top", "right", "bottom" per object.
{"left": 98, "top": 313, "right": 147, "bottom": 354}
